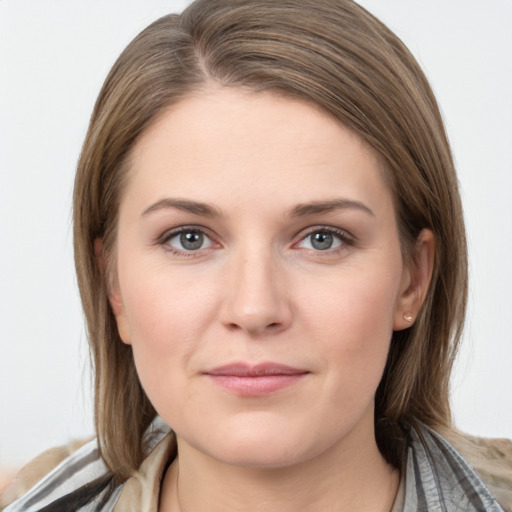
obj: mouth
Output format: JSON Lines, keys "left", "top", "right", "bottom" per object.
{"left": 202, "top": 362, "right": 310, "bottom": 396}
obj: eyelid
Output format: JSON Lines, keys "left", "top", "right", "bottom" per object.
{"left": 293, "top": 225, "right": 355, "bottom": 250}
{"left": 155, "top": 224, "right": 354, "bottom": 256}
{"left": 157, "top": 225, "right": 221, "bottom": 255}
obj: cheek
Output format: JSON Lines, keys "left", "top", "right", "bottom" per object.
{"left": 308, "top": 263, "right": 402, "bottom": 385}
{"left": 120, "top": 259, "right": 214, "bottom": 346}
{"left": 115, "top": 259, "right": 220, "bottom": 400}
{"left": 311, "top": 266, "right": 400, "bottom": 339}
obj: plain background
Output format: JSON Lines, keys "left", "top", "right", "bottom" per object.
{"left": 1, "top": 0, "right": 511, "bottom": 470}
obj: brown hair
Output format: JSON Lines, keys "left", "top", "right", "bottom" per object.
{"left": 73, "top": 0, "right": 467, "bottom": 480}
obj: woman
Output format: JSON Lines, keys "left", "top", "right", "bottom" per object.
{"left": 2, "top": 0, "right": 511, "bottom": 510}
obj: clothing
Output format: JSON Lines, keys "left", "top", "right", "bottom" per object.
{"left": 2, "top": 420, "right": 511, "bottom": 512}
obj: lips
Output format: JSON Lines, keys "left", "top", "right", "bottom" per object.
{"left": 203, "top": 362, "right": 309, "bottom": 396}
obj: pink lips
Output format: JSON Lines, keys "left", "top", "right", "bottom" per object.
{"left": 203, "top": 362, "right": 309, "bottom": 396}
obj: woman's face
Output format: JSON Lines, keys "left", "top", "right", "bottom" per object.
{"left": 111, "top": 87, "right": 421, "bottom": 469}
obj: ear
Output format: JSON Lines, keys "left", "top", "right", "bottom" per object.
{"left": 94, "top": 238, "right": 132, "bottom": 345}
{"left": 393, "top": 229, "right": 435, "bottom": 330}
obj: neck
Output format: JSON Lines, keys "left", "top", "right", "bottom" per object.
{"left": 159, "top": 419, "right": 400, "bottom": 512}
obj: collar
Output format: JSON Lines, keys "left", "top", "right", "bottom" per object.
{"left": 113, "top": 432, "right": 176, "bottom": 512}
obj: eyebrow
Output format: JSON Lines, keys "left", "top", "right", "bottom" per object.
{"left": 141, "top": 197, "right": 374, "bottom": 219}
{"left": 290, "top": 199, "right": 375, "bottom": 217}
{"left": 141, "top": 198, "right": 221, "bottom": 218}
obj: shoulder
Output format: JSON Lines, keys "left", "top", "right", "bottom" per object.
{"left": 448, "top": 430, "right": 512, "bottom": 512}
{"left": 1, "top": 438, "right": 90, "bottom": 507}
{"left": 1, "top": 419, "right": 172, "bottom": 511}
{"left": 0, "top": 438, "right": 115, "bottom": 511}
{"left": 404, "top": 423, "right": 511, "bottom": 511}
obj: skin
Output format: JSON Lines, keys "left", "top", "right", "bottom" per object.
{"left": 109, "top": 86, "right": 434, "bottom": 511}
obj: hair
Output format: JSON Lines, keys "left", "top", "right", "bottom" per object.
{"left": 73, "top": 0, "right": 467, "bottom": 481}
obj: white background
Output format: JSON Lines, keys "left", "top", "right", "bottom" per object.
{"left": 1, "top": 1, "right": 511, "bottom": 470}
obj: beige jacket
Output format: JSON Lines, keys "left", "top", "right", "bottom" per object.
{"left": 2, "top": 431, "right": 512, "bottom": 511}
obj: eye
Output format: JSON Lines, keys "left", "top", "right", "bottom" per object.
{"left": 164, "top": 228, "right": 214, "bottom": 253}
{"left": 297, "top": 228, "right": 348, "bottom": 251}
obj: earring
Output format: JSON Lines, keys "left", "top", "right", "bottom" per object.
{"left": 403, "top": 313, "right": 413, "bottom": 322}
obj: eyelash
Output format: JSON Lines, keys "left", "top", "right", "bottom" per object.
{"left": 157, "top": 225, "right": 354, "bottom": 257}
{"left": 157, "top": 226, "right": 218, "bottom": 257}
{"left": 295, "top": 226, "right": 354, "bottom": 253}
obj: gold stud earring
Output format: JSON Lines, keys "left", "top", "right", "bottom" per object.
{"left": 403, "top": 313, "right": 413, "bottom": 322}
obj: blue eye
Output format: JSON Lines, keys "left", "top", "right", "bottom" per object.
{"left": 298, "top": 229, "right": 346, "bottom": 251}
{"left": 166, "top": 229, "right": 213, "bottom": 252}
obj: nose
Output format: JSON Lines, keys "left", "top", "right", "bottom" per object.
{"left": 219, "top": 248, "right": 293, "bottom": 336}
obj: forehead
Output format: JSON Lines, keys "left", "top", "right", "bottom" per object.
{"left": 123, "top": 86, "right": 393, "bottom": 218}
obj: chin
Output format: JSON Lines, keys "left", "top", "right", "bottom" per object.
{"left": 179, "top": 414, "right": 336, "bottom": 470}
{"left": 208, "top": 438, "right": 307, "bottom": 469}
